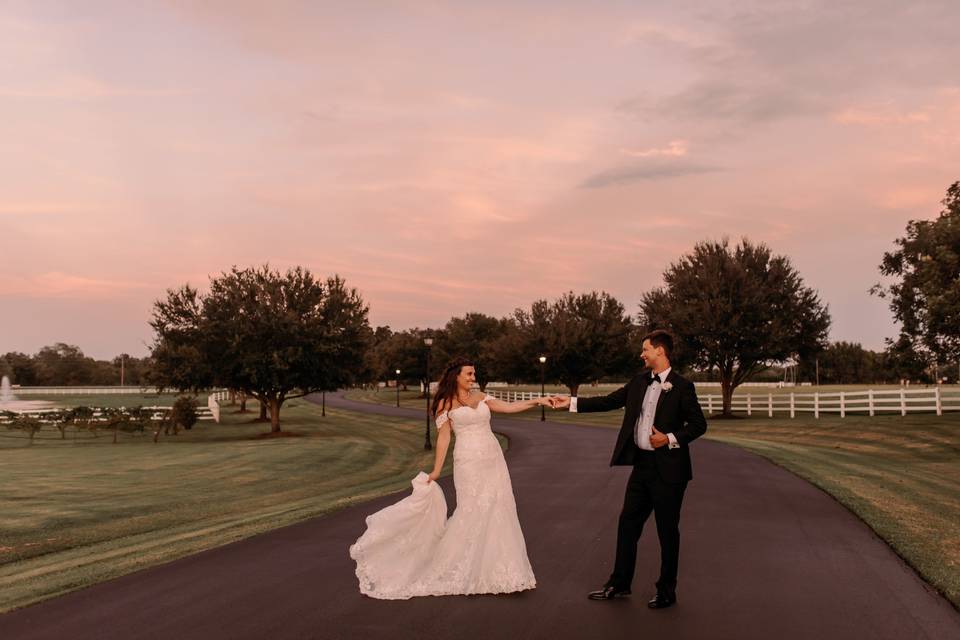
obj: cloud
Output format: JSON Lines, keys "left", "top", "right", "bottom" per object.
{"left": 620, "top": 140, "right": 688, "bottom": 158}
{"left": 580, "top": 161, "right": 722, "bottom": 189}
{"left": 0, "top": 273, "right": 153, "bottom": 298}
{"left": 621, "top": 81, "right": 823, "bottom": 125}
{"left": 834, "top": 106, "right": 930, "bottom": 126}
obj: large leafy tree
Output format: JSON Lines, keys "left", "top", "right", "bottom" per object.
{"left": 360, "top": 326, "right": 395, "bottom": 386}
{"left": 502, "top": 292, "right": 636, "bottom": 396}
{"left": 433, "top": 313, "right": 507, "bottom": 390}
{"left": 32, "top": 343, "right": 96, "bottom": 386}
{"left": 872, "top": 181, "right": 960, "bottom": 365}
{"left": 150, "top": 266, "right": 371, "bottom": 433}
{"left": 376, "top": 328, "right": 435, "bottom": 393}
{"left": 817, "top": 341, "right": 880, "bottom": 384}
{"left": 640, "top": 239, "right": 831, "bottom": 416}
{"left": 0, "top": 352, "right": 37, "bottom": 385}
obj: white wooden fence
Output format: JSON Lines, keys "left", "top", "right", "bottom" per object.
{"left": 8, "top": 386, "right": 161, "bottom": 395}
{"left": 484, "top": 387, "right": 960, "bottom": 418}
{"left": 1, "top": 389, "right": 228, "bottom": 424}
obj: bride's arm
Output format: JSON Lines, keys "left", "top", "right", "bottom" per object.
{"left": 484, "top": 393, "right": 552, "bottom": 414}
{"left": 428, "top": 413, "right": 452, "bottom": 482}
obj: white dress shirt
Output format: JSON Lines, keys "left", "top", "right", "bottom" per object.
{"left": 570, "top": 369, "right": 679, "bottom": 449}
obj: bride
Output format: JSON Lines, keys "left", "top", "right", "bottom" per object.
{"left": 349, "top": 357, "right": 554, "bottom": 599}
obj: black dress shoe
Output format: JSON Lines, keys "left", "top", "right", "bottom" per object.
{"left": 587, "top": 585, "right": 631, "bottom": 600}
{"left": 647, "top": 591, "right": 677, "bottom": 609}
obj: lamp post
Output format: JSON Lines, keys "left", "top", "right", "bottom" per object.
{"left": 539, "top": 355, "right": 547, "bottom": 421}
{"left": 423, "top": 337, "right": 434, "bottom": 450}
{"left": 396, "top": 369, "right": 401, "bottom": 408}
{"left": 322, "top": 391, "right": 326, "bottom": 417}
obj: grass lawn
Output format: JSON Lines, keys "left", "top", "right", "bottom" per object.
{"left": 346, "top": 388, "right": 960, "bottom": 608}
{"left": 0, "top": 398, "right": 505, "bottom": 613}
{"left": 9, "top": 391, "right": 201, "bottom": 409}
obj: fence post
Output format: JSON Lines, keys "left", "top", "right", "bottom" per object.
{"left": 935, "top": 386, "right": 943, "bottom": 416}
{"left": 747, "top": 393, "right": 752, "bottom": 416}
{"left": 868, "top": 389, "right": 875, "bottom": 417}
{"left": 814, "top": 392, "right": 820, "bottom": 419}
{"left": 790, "top": 392, "right": 795, "bottom": 419}
{"left": 708, "top": 395, "right": 714, "bottom": 414}
{"left": 900, "top": 388, "right": 906, "bottom": 416}
{"left": 840, "top": 391, "right": 846, "bottom": 418}
{"left": 768, "top": 393, "right": 773, "bottom": 417}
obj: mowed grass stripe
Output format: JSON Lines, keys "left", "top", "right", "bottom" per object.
{"left": 0, "top": 400, "right": 506, "bottom": 613}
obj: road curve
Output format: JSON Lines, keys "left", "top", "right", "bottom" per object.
{"left": 0, "top": 391, "right": 957, "bottom": 640}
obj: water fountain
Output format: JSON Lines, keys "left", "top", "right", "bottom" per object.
{"left": 0, "top": 375, "right": 55, "bottom": 412}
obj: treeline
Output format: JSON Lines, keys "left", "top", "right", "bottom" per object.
{"left": 6, "top": 181, "right": 958, "bottom": 424}
{"left": 366, "top": 292, "right": 638, "bottom": 397}
{"left": 0, "top": 344, "right": 151, "bottom": 387}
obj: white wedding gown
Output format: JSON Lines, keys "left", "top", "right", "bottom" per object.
{"left": 349, "top": 394, "right": 536, "bottom": 599}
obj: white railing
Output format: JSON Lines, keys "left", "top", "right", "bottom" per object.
{"left": 693, "top": 381, "right": 812, "bottom": 388}
{"left": 2, "top": 388, "right": 227, "bottom": 424}
{"left": 484, "top": 387, "right": 960, "bottom": 418}
{"left": 10, "top": 386, "right": 161, "bottom": 395}
{"left": 0, "top": 405, "right": 215, "bottom": 423}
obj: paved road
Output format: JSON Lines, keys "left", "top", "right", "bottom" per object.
{"left": 1, "top": 392, "right": 957, "bottom": 639}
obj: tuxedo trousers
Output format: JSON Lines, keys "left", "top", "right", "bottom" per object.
{"left": 609, "top": 450, "right": 687, "bottom": 592}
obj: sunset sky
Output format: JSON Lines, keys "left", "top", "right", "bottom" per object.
{"left": 2, "top": 1, "right": 958, "bottom": 360}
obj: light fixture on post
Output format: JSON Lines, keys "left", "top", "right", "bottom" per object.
{"left": 539, "top": 355, "right": 547, "bottom": 421}
{"left": 423, "top": 337, "right": 434, "bottom": 450}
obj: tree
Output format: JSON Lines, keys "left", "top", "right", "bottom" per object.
{"left": 504, "top": 292, "right": 636, "bottom": 396}
{"left": 881, "top": 335, "right": 933, "bottom": 384}
{"left": 640, "top": 238, "right": 831, "bottom": 417}
{"left": 376, "top": 329, "right": 434, "bottom": 393}
{"left": 0, "top": 352, "right": 37, "bottom": 385}
{"left": 486, "top": 315, "right": 534, "bottom": 384}
{"left": 433, "top": 313, "right": 507, "bottom": 390}
{"left": 817, "top": 342, "right": 878, "bottom": 384}
{"left": 149, "top": 285, "right": 216, "bottom": 393}
{"left": 33, "top": 343, "right": 95, "bottom": 386}
{"left": 872, "top": 181, "right": 960, "bottom": 366}
{"left": 150, "top": 266, "right": 372, "bottom": 433}
{"left": 65, "top": 406, "right": 95, "bottom": 439}
{"left": 6, "top": 413, "right": 42, "bottom": 444}
{"left": 171, "top": 397, "right": 199, "bottom": 432}
{"left": 360, "top": 326, "right": 395, "bottom": 387}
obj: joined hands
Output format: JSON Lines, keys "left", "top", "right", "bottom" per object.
{"left": 537, "top": 395, "right": 569, "bottom": 410}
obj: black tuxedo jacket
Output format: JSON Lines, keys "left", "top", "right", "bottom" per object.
{"left": 576, "top": 370, "right": 707, "bottom": 483}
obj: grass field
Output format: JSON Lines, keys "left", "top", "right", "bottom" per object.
{"left": 0, "top": 398, "right": 505, "bottom": 613}
{"left": 346, "top": 387, "right": 960, "bottom": 608}
{"left": 10, "top": 391, "right": 197, "bottom": 406}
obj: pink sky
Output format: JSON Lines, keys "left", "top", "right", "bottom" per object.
{"left": 2, "top": 1, "right": 959, "bottom": 360}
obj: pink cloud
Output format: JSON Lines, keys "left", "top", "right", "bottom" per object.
{"left": 833, "top": 106, "right": 930, "bottom": 125}
{"left": 0, "top": 273, "right": 154, "bottom": 299}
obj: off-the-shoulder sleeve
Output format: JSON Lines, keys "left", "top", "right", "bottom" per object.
{"left": 484, "top": 394, "right": 495, "bottom": 403}
{"left": 435, "top": 411, "right": 450, "bottom": 429}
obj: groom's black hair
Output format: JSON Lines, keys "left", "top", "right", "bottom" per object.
{"left": 642, "top": 329, "right": 674, "bottom": 359}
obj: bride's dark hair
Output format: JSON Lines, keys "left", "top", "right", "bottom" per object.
{"left": 431, "top": 357, "right": 475, "bottom": 416}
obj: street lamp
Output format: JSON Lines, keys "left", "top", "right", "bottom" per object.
{"left": 396, "top": 369, "right": 401, "bottom": 408}
{"left": 539, "top": 355, "right": 547, "bottom": 421}
{"left": 423, "top": 337, "right": 434, "bottom": 450}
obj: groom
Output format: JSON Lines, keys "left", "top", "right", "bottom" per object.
{"left": 553, "top": 329, "right": 707, "bottom": 609}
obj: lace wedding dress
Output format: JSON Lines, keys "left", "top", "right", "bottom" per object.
{"left": 349, "top": 394, "right": 536, "bottom": 599}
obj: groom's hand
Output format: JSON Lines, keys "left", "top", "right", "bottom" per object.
{"left": 551, "top": 396, "right": 570, "bottom": 410}
{"left": 650, "top": 426, "right": 669, "bottom": 449}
